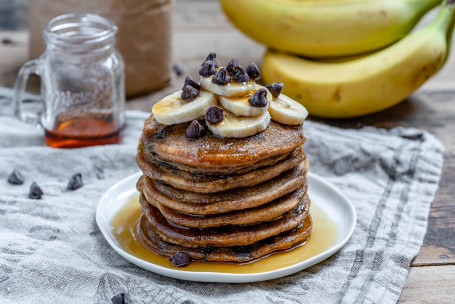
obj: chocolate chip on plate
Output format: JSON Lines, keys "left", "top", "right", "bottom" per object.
{"left": 170, "top": 251, "right": 192, "bottom": 267}
{"left": 183, "top": 75, "right": 201, "bottom": 90}
{"left": 205, "top": 106, "right": 224, "bottom": 124}
{"left": 265, "top": 82, "right": 284, "bottom": 99}
{"left": 226, "top": 59, "right": 240, "bottom": 76}
{"left": 246, "top": 63, "right": 261, "bottom": 80}
{"left": 181, "top": 85, "right": 200, "bottom": 102}
{"left": 186, "top": 120, "right": 205, "bottom": 139}
{"left": 199, "top": 61, "right": 216, "bottom": 77}
{"left": 212, "top": 67, "right": 231, "bottom": 85}
{"left": 202, "top": 52, "right": 219, "bottom": 69}
{"left": 111, "top": 292, "right": 131, "bottom": 304}
{"left": 232, "top": 66, "right": 250, "bottom": 83}
{"left": 7, "top": 168, "right": 24, "bottom": 185}
{"left": 249, "top": 88, "right": 268, "bottom": 107}
{"left": 67, "top": 173, "right": 83, "bottom": 191}
{"left": 29, "top": 182, "right": 43, "bottom": 199}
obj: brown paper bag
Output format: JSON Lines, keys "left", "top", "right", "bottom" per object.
{"left": 29, "top": 0, "right": 173, "bottom": 97}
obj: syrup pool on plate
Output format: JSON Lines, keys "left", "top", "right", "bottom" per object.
{"left": 110, "top": 193, "right": 339, "bottom": 274}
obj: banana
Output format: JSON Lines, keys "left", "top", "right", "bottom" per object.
{"left": 261, "top": 0, "right": 455, "bottom": 118}
{"left": 218, "top": 85, "right": 271, "bottom": 117}
{"left": 152, "top": 90, "right": 216, "bottom": 125}
{"left": 206, "top": 110, "right": 271, "bottom": 138}
{"left": 220, "top": 0, "right": 439, "bottom": 58}
{"left": 269, "top": 94, "right": 309, "bottom": 125}
{"left": 200, "top": 75, "right": 255, "bottom": 97}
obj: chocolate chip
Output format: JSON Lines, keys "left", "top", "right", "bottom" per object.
{"left": 173, "top": 64, "right": 183, "bottom": 76}
{"left": 232, "top": 245, "right": 254, "bottom": 258}
{"left": 202, "top": 52, "right": 219, "bottom": 69}
{"left": 186, "top": 120, "right": 205, "bottom": 139}
{"left": 265, "top": 82, "right": 284, "bottom": 99}
{"left": 29, "top": 182, "right": 43, "bottom": 199}
{"left": 181, "top": 85, "right": 200, "bottom": 102}
{"left": 232, "top": 66, "right": 250, "bottom": 83}
{"left": 205, "top": 106, "right": 224, "bottom": 124}
{"left": 170, "top": 251, "right": 192, "bottom": 267}
{"left": 67, "top": 173, "right": 83, "bottom": 190}
{"left": 248, "top": 88, "right": 268, "bottom": 107}
{"left": 226, "top": 59, "right": 240, "bottom": 76}
{"left": 199, "top": 61, "right": 216, "bottom": 77}
{"left": 183, "top": 76, "right": 201, "bottom": 90}
{"left": 246, "top": 63, "right": 261, "bottom": 80}
{"left": 7, "top": 168, "right": 24, "bottom": 185}
{"left": 111, "top": 292, "right": 131, "bottom": 304}
{"left": 212, "top": 67, "right": 231, "bottom": 85}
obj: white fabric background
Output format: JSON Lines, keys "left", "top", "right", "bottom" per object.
{"left": 0, "top": 105, "right": 443, "bottom": 304}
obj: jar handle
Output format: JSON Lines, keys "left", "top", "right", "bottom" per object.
{"left": 13, "top": 59, "right": 41, "bottom": 125}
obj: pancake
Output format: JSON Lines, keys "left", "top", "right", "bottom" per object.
{"left": 142, "top": 184, "right": 306, "bottom": 228}
{"left": 137, "top": 214, "right": 313, "bottom": 263}
{"left": 139, "top": 194, "right": 311, "bottom": 247}
{"left": 141, "top": 140, "right": 292, "bottom": 175}
{"left": 138, "top": 161, "right": 308, "bottom": 215}
{"left": 137, "top": 144, "right": 305, "bottom": 193}
{"left": 142, "top": 115, "right": 305, "bottom": 169}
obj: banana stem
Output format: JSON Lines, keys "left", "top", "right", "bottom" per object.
{"left": 433, "top": 0, "right": 455, "bottom": 38}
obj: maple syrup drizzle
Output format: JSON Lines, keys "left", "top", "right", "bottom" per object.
{"left": 111, "top": 193, "right": 338, "bottom": 273}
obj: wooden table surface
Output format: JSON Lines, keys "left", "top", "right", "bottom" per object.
{"left": 1, "top": 1, "right": 454, "bottom": 302}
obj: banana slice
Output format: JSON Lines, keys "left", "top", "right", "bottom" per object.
{"left": 152, "top": 90, "right": 216, "bottom": 125}
{"left": 206, "top": 109, "right": 271, "bottom": 138}
{"left": 269, "top": 94, "right": 309, "bottom": 125}
{"left": 200, "top": 75, "right": 255, "bottom": 97}
{"left": 218, "top": 85, "right": 271, "bottom": 117}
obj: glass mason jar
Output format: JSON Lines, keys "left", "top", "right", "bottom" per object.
{"left": 14, "top": 13, "right": 125, "bottom": 148}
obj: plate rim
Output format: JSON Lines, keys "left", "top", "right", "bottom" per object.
{"left": 96, "top": 171, "right": 357, "bottom": 283}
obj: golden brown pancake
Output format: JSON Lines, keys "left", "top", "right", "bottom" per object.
{"left": 141, "top": 139, "right": 292, "bottom": 175}
{"left": 142, "top": 184, "right": 306, "bottom": 228}
{"left": 137, "top": 144, "right": 305, "bottom": 193}
{"left": 137, "top": 214, "right": 313, "bottom": 263}
{"left": 138, "top": 161, "right": 308, "bottom": 215}
{"left": 142, "top": 115, "right": 305, "bottom": 169}
{"left": 139, "top": 194, "right": 310, "bottom": 248}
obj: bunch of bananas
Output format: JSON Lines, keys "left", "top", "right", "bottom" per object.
{"left": 220, "top": 0, "right": 455, "bottom": 118}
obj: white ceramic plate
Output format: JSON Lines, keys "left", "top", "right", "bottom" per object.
{"left": 96, "top": 172, "right": 356, "bottom": 283}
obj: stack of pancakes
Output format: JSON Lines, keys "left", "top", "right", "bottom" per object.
{"left": 136, "top": 115, "right": 312, "bottom": 263}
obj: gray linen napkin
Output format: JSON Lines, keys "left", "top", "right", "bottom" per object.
{"left": 0, "top": 105, "right": 443, "bottom": 303}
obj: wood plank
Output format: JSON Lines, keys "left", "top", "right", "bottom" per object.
{"left": 399, "top": 265, "right": 455, "bottom": 303}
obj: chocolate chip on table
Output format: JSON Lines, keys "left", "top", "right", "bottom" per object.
{"left": 111, "top": 292, "right": 131, "bottom": 304}
{"left": 67, "top": 173, "right": 83, "bottom": 190}
{"left": 29, "top": 182, "right": 43, "bottom": 199}
{"left": 265, "top": 82, "right": 284, "bottom": 99}
{"left": 246, "top": 63, "right": 261, "bottom": 80}
{"left": 202, "top": 52, "right": 219, "bottom": 69}
{"left": 205, "top": 106, "right": 224, "bottom": 124}
{"left": 212, "top": 67, "right": 231, "bottom": 85}
{"left": 226, "top": 59, "right": 240, "bottom": 76}
{"left": 199, "top": 61, "right": 216, "bottom": 77}
{"left": 181, "top": 85, "right": 200, "bottom": 102}
{"left": 249, "top": 88, "right": 268, "bottom": 107}
{"left": 183, "top": 75, "right": 201, "bottom": 90}
{"left": 170, "top": 251, "right": 192, "bottom": 267}
{"left": 173, "top": 63, "right": 184, "bottom": 76}
{"left": 7, "top": 168, "right": 24, "bottom": 185}
{"left": 232, "top": 66, "right": 250, "bottom": 83}
{"left": 186, "top": 120, "right": 205, "bottom": 139}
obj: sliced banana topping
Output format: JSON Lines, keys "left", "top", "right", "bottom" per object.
{"left": 152, "top": 90, "right": 216, "bottom": 125}
{"left": 218, "top": 85, "right": 271, "bottom": 117}
{"left": 269, "top": 94, "right": 308, "bottom": 125}
{"left": 200, "top": 75, "right": 255, "bottom": 97}
{"left": 206, "top": 109, "right": 271, "bottom": 138}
